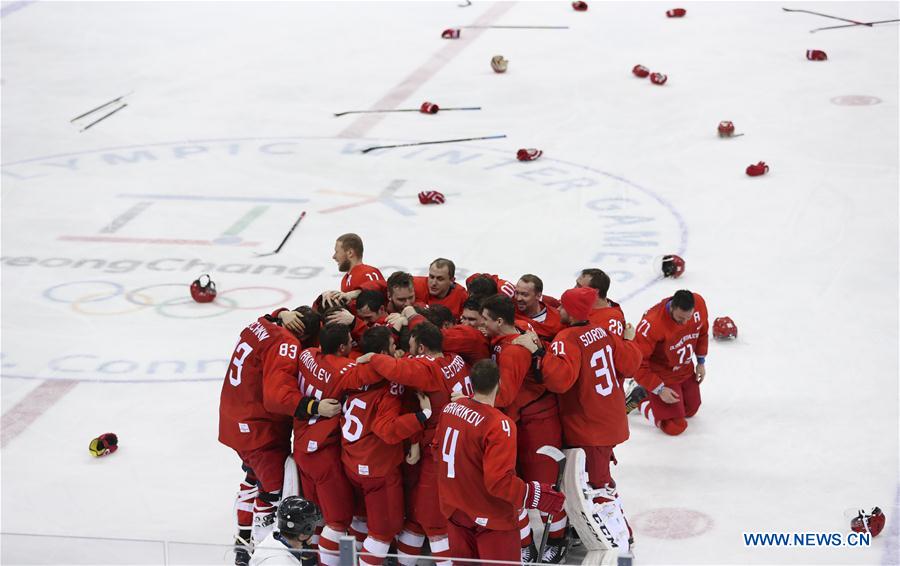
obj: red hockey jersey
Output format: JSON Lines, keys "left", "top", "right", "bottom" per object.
{"left": 435, "top": 398, "right": 525, "bottom": 530}
{"left": 491, "top": 334, "right": 546, "bottom": 422}
{"left": 515, "top": 302, "right": 564, "bottom": 343}
{"left": 632, "top": 293, "right": 709, "bottom": 390}
{"left": 588, "top": 300, "right": 626, "bottom": 337}
{"left": 341, "top": 263, "right": 384, "bottom": 293}
{"left": 341, "top": 382, "right": 424, "bottom": 478}
{"left": 542, "top": 324, "right": 642, "bottom": 446}
{"left": 219, "top": 317, "right": 304, "bottom": 451}
{"left": 368, "top": 353, "right": 472, "bottom": 445}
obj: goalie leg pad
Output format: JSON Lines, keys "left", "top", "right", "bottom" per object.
{"left": 562, "top": 448, "right": 630, "bottom": 553}
{"left": 283, "top": 455, "right": 301, "bottom": 498}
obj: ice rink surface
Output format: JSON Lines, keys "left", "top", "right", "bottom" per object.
{"left": 1, "top": 1, "right": 898, "bottom": 564}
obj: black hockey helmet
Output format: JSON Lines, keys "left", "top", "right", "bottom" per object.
{"left": 278, "top": 496, "right": 321, "bottom": 538}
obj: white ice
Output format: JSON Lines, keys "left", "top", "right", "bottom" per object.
{"left": 1, "top": 1, "right": 898, "bottom": 565}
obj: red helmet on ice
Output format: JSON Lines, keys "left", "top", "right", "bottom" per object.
{"left": 713, "top": 316, "right": 738, "bottom": 340}
{"left": 851, "top": 507, "right": 885, "bottom": 537}
{"left": 420, "top": 101, "right": 440, "bottom": 114}
{"left": 718, "top": 120, "right": 735, "bottom": 137}
{"left": 661, "top": 254, "right": 685, "bottom": 278}
{"left": 190, "top": 274, "right": 217, "bottom": 303}
{"left": 650, "top": 72, "right": 668, "bottom": 85}
{"left": 572, "top": 1, "right": 588, "bottom": 11}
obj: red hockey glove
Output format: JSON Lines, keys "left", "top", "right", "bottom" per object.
{"left": 572, "top": 1, "right": 588, "bottom": 11}
{"left": 420, "top": 101, "right": 440, "bottom": 114}
{"left": 89, "top": 433, "right": 119, "bottom": 457}
{"left": 666, "top": 8, "right": 686, "bottom": 17}
{"left": 746, "top": 161, "right": 769, "bottom": 176}
{"left": 418, "top": 190, "right": 446, "bottom": 205}
{"left": 441, "top": 28, "right": 460, "bottom": 39}
{"left": 851, "top": 507, "right": 885, "bottom": 537}
{"left": 516, "top": 148, "right": 543, "bottom": 161}
{"left": 806, "top": 49, "right": 827, "bottom": 61}
{"left": 525, "top": 481, "right": 565, "bottom": 515}
{"left": 650, "top": 72, "right": 668, "bottom": 85}
{"left": 632, "top": 64, "right": 650, "bottom": 78}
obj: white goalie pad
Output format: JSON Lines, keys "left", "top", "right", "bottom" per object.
{"left": 282, "top": 455, "right": 301, "bottom": 498}
{"left": 562, "top": 448, "right": 631, "bottom": 553}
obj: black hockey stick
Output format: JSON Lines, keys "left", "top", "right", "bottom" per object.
{"left": 361, "top": 134, "right": 506, "bottom": 154}
{"left": 254, "top": 211, "right": 306, "bottom": 257}
{"left": 459, "top": 0, "right": 472, "bottom": 6}
{"left": 782, "top": 7, "right": 871, "bottom": 26}
{"left": 536, "top": 446, "right": 567, "bottom": 564}
{"left": 810, "top": 18, "right": 900, "bottom": 32}
{"left": 461, "top": 25, "right": 569, "bottom": 29}
{"left": 334, "top": 106, "right": 480, "bottom": 117}
{"left": 70, "top": 92, "right": 131, "bottom": 122}
{"left": 80, "top": 104, "right": 128, "bottom": 132}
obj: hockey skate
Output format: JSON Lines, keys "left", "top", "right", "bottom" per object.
{"left": 541, "top": 537, "right": 570, "bottom": 564}
{"left": 233, "top": 530, "right": 252, "bottom": 566}
{"left": 522, "top": 541, "right": 538, "bottom": 563}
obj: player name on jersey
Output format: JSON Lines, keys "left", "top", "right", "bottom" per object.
{"left": 442, "top": 402, "right": 486, "bottom": 427}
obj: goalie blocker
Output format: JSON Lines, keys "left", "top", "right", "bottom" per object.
{"left": 562, "top": 448, "right": 631, "bottom": 553}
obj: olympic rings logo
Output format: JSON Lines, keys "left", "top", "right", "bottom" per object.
{"left": 43, "top": 280, "right": 293, "bottom": 319}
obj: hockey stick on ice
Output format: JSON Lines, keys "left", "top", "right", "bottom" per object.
{"left": 254, "top": 211, "right": 306, "bottom": 257}
{"left": 536, "top": 445, "right": 566, "bottom": 564}
{"left": 360, "top": 134, "right": 506, "bottom": 154}
{"left": 782, "top": 7, "right": 871, "bottom": 26}
{"left": 334, "top": 106, "right": 481, "bottom": 117}
{"left": 458, "top": 0, "right": 472, "bottom": 6}
{"left": 70, "top": 91, "right": 132, "bottom": 122}
{"left": 810, "top": 18, "right": 900, "bottom": 32}
{"left": 80, "top": 104, "right": 128, "bottom": 132}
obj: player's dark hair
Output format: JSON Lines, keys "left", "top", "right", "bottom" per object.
{"left": 518, "top": 273, "right": 543, "bottom": 294}
{"left": 470, "top": 359, "right": 500, "bottom": 394}
{"left": 411, "top": 321, "right": 443, "bottom": 353}
{"left": 294, "top": 306, "right": 323, "bottom": 343}
{"left": 337, "top": 233, "right": 364, "bottom": 258}
{"left": 671, "top": 290, "right": 695, "bottom": 311}
{"left": 462, "top": 297, "right": 483, "bottom": 313}
{"left": 361, "top": 326, "right": 393, "bottom": 355}
{"left": 386, "top": 271, "right": 414, "bottom": 291}
{"left": 320, "top": 323, "right": 350, "bottom": 355}
{"left": 467, "top": 275, "right": 498, "bottom": 300}
{"left": 580, "top": 268, "right": 611, "bottom": 299}
{"left": 430, "top": 258, "right": 456, "bottom": 279}
{"left": 481, "top": 294, "right": 515, "bottom": 325}
{"left": 422, "top": 304, "right": 454, "bottom": 328}
{"left": 356, "top": 289, "right": 386, "bottom": 313}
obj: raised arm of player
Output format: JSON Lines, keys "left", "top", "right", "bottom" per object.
{"left": 371, "top": 387, "right": 426, "bottom": 445}
{"left": 494, "top": 345, "right": 531, "bottom": 408}
{"left": 367, "top": 354, "right": 442, "bottom": 392}
{"left": 541, "top": 334, "right": 583, "bottom": 394}
{"left": 442, "top": 324, "right": 491, "bottom": 363}
{"left": 482, "top": 415, "right": 527, "bottom": 507}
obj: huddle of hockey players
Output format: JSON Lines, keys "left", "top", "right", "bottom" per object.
{"left": 218, "top": 233, "right": 709, "bottom": 565}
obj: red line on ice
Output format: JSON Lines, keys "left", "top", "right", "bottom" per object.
{"left": 1, "top": 379, "right": 79, "bottom": 448}
{"left": 337, "top": 2, "right": 516, "bottom": 139}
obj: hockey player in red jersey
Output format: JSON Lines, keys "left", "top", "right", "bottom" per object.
{"left": 218, "top": 309, "right": 341, "bottom": 565}
{"left": 577, "top": 268, "right": 627, "bottom": 337}
{"left": 525, "top": 287, "right": 643, "bottom": 553}
{"left": 412, "top": 258, "right": 469, "bottom": 318}
{"left": 514, "top": 274, "right": 564, "bottom": 342}
{"left": 435, "top": 360, "right": 565, "bottom": 564}
{"left": 341, "top": 326, "right": 431, "bottom": 566}
{"left": 356, "top": 322, "right": 473, "bottom": 565}
{"left": 321, "top": 233, "right": 383, "bottom": 298}
{"left": 628, "top": 290, "right": 710, "bottom": 436}
{"left": 480, "top": 294, "right": 568, "bottom": 562}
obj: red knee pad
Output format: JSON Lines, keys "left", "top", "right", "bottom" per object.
{"left": 660, "top": 418, "right": 688, "bottom": 436}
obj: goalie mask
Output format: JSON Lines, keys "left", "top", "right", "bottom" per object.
{"left": 190, "top": 274, "right": 217, "bottom": 303}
